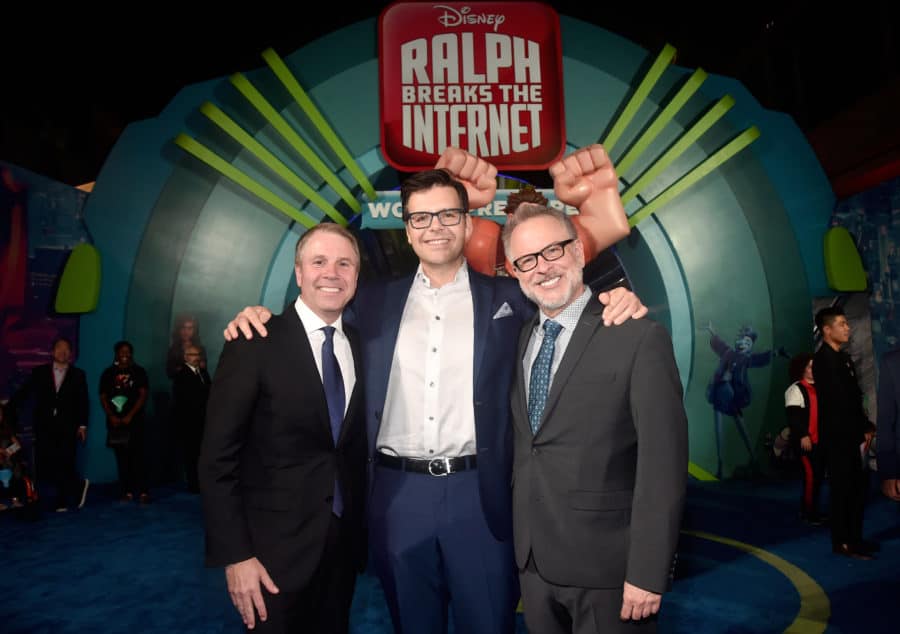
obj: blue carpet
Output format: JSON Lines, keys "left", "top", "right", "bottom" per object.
{"left": 2, "top": 476, "right": 897, "bottom": 633}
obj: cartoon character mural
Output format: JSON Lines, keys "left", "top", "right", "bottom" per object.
{"left": 705, "top": 322, "right": 788, "bottom": 478}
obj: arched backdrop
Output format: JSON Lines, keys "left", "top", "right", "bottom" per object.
{"left": 77, "top": 16, "right": 833, "bottom": 483}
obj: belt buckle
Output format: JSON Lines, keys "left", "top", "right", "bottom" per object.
{"left": 427, "top": 457, "right": 451, "bottom": 476}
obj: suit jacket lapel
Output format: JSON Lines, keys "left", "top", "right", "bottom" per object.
{"left": 337, "top": 325, "right": 363, "bottom": 447}
{"left": 286, "top": 309, "right": 334, "bottom": 447}
{"left": 538, "top": 296, "right": 604, "bottom": 434}
{"left": 514, "top": 312, "right": 539, "bottom": 434}
{"left": 470, "top": 270, "right": 493, "bottom": 388}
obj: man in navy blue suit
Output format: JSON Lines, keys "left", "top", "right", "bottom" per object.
{"left": 226, "top": 146, "right": 645, "bottom": 632}
{"left": 877, "top": 347, "right": 900, "bottom": 501}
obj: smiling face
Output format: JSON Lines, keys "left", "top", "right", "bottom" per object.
{"left": 404, "top": 184, "right": 472, "bottom": 275}
{"left": 294, "top": 230, "right": 360, "bottom": 323}
{"left": 734, "top": 335, "right": 755, "bottom": 353}
{"left": 508, "top": 215, "right": 585, "bottom": 317}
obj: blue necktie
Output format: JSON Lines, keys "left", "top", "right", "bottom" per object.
{"left": 527, "top": 319, "right": 562, "bottom": 435}
{"left": 321, "top": 326, "right": 345, "bottom": 516}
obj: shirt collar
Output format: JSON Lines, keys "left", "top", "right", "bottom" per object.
{"left": 294, "top": 296, "right": 344, "bottom": 337}
{"left": 537, "top": 286, "right": 591, "bottom": 333}
{"left": 414, "top": 260, "right": 469, "bottom": 290}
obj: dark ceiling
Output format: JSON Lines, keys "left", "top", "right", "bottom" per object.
{"left": 1, "top": 2, "right": 897, "bottom": 189}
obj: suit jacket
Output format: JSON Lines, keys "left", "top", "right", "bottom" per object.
{"left": 349, "top": 268, "right": 532, "bottom": 542}
{"left": 198, "top": 309, "right": 366, "bottom": 592}
{"left": 813, "top": 344, "right": 873, "bottom": 459}
{"left": 11, "top": 363, "right": 89, "bottom": 444}
{"left": 172, "top": 364, "right": 211, "bottom": 432}
{"left": 876, "top": 348, "right": 900, "bottom": 480}
{"left": 510, "top": 297, "right": 688, "bottom": 592}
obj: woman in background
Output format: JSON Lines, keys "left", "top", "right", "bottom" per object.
{"left": 785, "top": 352, "right": 826, "bottom": 526}
{"left": 165, "top": 313, "right": 206, "bottom": 379}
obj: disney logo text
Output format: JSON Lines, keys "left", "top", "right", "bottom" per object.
{"left": 434, "top": 5, "right": 506, "bottom": 32}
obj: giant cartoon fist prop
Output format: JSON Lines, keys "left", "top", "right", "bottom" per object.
{"left": 437, "top": 145, "right": 630, "bottom": 277}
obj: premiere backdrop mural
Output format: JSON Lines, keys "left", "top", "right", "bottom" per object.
{"left": 13, "top": 4, "right": 836, "bottom": 483}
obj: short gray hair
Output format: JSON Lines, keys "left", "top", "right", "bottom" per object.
{"left": 500, "top": 203, "right": 577, "bottom": 257}
{"left": 294, "top": 222, "right": 361, "bottom": 265}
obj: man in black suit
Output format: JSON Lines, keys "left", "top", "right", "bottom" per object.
{"left": 503, "top": 204, "right": 688, "bottom": 633}
{"left": 199, "top": 223, "right": 367, "bottom": 634}
{"left": 813, "top": 306, "right": 876, "bottom": 559}
{"left": 172, "top": 344, "right": 210, "bottom": 493}
{"left": 876, "top": 347, "right": 900, "bottom": 501}
{"left": 9, "top": 336, "right": 90, "bottom": 512}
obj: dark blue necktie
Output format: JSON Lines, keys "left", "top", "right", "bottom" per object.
{"left": 321, "top": 326, "right": 345, "bottom": 516}
{"left": 527, "top": 319, "right": 562, "bottom": 435}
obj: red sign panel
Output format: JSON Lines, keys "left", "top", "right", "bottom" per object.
{"left": 379, "top": 2, "right": 565, "bottom": 171}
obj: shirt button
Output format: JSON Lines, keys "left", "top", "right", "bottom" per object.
{"left": 428, "top": 416, "right": 434, "bottom": 421}
{"left": 429, "top": 382, "right": 435, "bottom": 387}
{"left": 435, "top": 315, "right": 441, "bottom": 320}
{"left": 432, "top": 347, "right": 437, "bottom": 352}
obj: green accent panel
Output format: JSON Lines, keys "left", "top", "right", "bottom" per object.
{"left": 174, "top": 134, "right": 318, "bottom": 229}
{"left": 824, "top": 227, "right": 867, "bottom": 291}
{"left": 689, "top": 462, "right": 718, "bottom": 481}
{"left": 264, "top": 48, "right": 378, "bottom": 200}
{"left": 55, "top": 243, "right": 101, "bottom": 313}
{"left": 602, "top": 44, "right": 676, "bottom": 152}
{"left": 621, "top": 96, "right": 737, "bottom": 206}
{"left": 615, "top": 68, "right": 708, "bottom": 178}
{"left": 199, "top": 101, "right": 347, "bottom": 225}
{"left": 628, "top": 126, "right": 759, "bottom": 226}
{"left": 227, "top": 73, "right": 359, "bottom": 214}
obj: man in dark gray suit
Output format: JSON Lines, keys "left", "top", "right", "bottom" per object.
{"left": 502, "top": 203, "right": 689, "bottom": 633}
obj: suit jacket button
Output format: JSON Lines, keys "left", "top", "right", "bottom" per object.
{"left": 532, "top": 448, "right": 539, "bottom": 455}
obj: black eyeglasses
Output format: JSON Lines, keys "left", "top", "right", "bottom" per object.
{"left": 512, "top": 238, "right": 576, "bottom": 272}
{"left": 404, "top": 208, "right": 465, "bottom": 229}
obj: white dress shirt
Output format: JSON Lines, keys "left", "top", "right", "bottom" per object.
{"left": 294, "top": 296, "right": 356, "bottom": 414}
{"left": 377, "top": 263, "right": 476, "bottom": 458}
{"left": 52, "top": 364, "right": 68, "bottom": 392}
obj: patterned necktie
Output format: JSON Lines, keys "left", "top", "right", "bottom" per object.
{"left": 321, "top": 326, "right": 345, "bottom": 516}
{"left": 527, "top": 319, "right": 563, "bottom": 435}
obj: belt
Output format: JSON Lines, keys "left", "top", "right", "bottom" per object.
{"left": 375, "top": 452, "right": 477, "bottom": 476}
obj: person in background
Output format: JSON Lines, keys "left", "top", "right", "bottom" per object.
{"left": 813, "top": 306, "right": 876, "bottom": 559}
{"left": 166, "top": 313, "right": 206, "bottom": 379}
{"left": 876, "top": 346, "right": 900, "bottom": 501}
{"left": 99, "top": 341, "right": 150, "bottom": 504}
{"left": 784, "top": 352, "right": 826, "bottom": 526}
{"left": 502, "top": 202, "right": 688, "bottom": 632}
{"left": 0, "top": 401, "right": 37, "bottom": 512}
{"left": 172, "top": 344, "right": 210, "bottom": 493}
{"left": 200, "top": 223, "right": 367, "bottom": 633}
{"left": 8, "top": 337, "right": 89, "bottom": 512}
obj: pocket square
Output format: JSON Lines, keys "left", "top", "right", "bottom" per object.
{"left": 492, "top": 302, "right": 514, "bottom": 319}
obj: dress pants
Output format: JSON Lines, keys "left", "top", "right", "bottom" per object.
{"left": 799, "top": 444, "right": 825, "bottom": 519}
{"left": 39, "top": 426, "right": 82, "bottom": 507}
{"left": 253, "top": 513, "right": 357, "bottom": 634}
{"left": 520, "top": 554, "right": 657, "bottom": 634}
{"left": 113, "top": 424, "right": 148, "bottom": 496}
{"left": 827, "top": 445, "right": 868, "bottom": 547}
{"left": 369, "top": 466, "right": 518, "bottom": 634}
